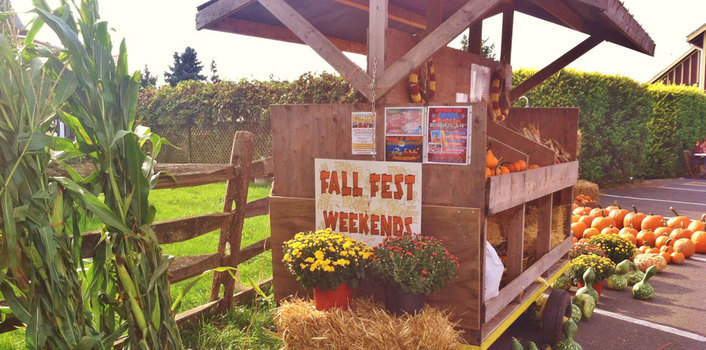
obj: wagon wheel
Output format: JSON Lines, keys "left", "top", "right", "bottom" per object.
{"left": 542, "top": 288, "right": 572, "bottom": 344}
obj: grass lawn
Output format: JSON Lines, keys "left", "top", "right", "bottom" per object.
{"left": 0, "top": 181, "right": 279, "bottom": 348}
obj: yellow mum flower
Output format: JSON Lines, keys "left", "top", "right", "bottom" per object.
{"left": 315, "top": 250, "right": 324, "bottom": 260}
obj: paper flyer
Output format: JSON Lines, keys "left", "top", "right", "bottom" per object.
{"left": 384, "top": 107, "right": 424, "bottom": 162}
{"left": 351, "top": 112, "right": 376, "bottom": 155}
{"left": 425, "top": 106, "right": 471, "bottom": 164}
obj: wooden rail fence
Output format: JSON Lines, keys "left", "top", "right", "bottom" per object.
{"left": 0, "top": 131, "right": 274, "bottom": 335}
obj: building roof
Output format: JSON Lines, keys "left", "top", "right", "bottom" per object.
{"left": 196, "top": 0, "right": 655, "bottom": 56}
{"left": 648, "top": 46, "right": 698, "bottom": 84}
{"left": 687, "top": 23, "right": 706, "bottom": 49}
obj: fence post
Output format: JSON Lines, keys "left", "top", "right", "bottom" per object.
{"left": 188, "top": 125, "right": 193, "bottom": 163}
{"left": 209, "top": 131, "right": 255, "bottom": 309}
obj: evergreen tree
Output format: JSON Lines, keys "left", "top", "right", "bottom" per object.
{"left": 209, "top": 59, "right": 220, "bottom": 83}
{"left": 460, "top": 35, "right": 496, "bottom": 60}
{"left": 164, "top": 46, "right": 206, "bottom": 86}
{"left": 140, "top": 65, "right": 158, "bottom": 87}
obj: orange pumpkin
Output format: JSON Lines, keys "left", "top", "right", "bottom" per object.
{"left": 486, "top": 167, "right": 492, "bottom": 179}
{"left": 654, "top": 226, "right": 674, "bottom": 237}
{"left": 673, "top": 238, "right": 696, "bottom": 258}
{"left": 578, "top": 215, "right": 596, "bottom": 228}
{"left": 667, "top": 207, "right": 691, "bottom": 229}
{"left": 669, "top": 227, "right": 693, "bottom": 241}
{"left": 486, "top": 149, "right": 499, "bottom": 169}
{"left": 619, "top": 226, "right": 638, "bottom": 237}
{"left": 572, "top": 203, "right": 579, "bottom": 211}
{"left": 601, "top": 225, "right": 619, "bottom": 235}
{"left": 609, "top": 207, "right": 629, "bottom": 229}
{"left": 641, "top": 214, "right": 665, "bottom": 231}
{"left": 571, "top": 215, "right": 580, "bottom": 223}
{"left": 670, "top": 250, "right": 686, "bottom": 264}
{"left": 654, "top": 234, "right": 670, "bottom": 249}
{"left": 645, "top": 246, "right": 660, "bottom": 254}
{"left": 660, "top": 240, "right": 674, "bottom": 255}
{"left": 624, "top": 205, "right": 647, "bottom": 231}
{"left": 687, "top": 214, "right": 705, "bottom": 232}
{"left": 636, "top": 229, "right": 656, "bottom": 247}
{"left": 582, "top": 227, "right": 600, "bottom": 239}
{"left": 528, "top": 164, "right": 540, "bottom": 169}
{"left": 591, "top": 213, "right": 616, "bottom": 231}
{"left": 619, "top": 232, "right": 637, "bottom": 245}
{"left": 514, "top": 159, "right": 527, "bottom": 171}
{"left": 571, "top": 222, "right": 588, "bottom": 239}
{"left": 659, "top": 250, "right": 671, "bottom": 264}
{"left": 691, "top": 230, "right": 706, "bottom": 253}
{"left": 506, "top": 162, "right": 517, "bottom": 172}
{"left": 590, "top": 207, "right": 610, "bottom": 217}
{"left": 573, "top": 207, "right": 591, "bottom": 216}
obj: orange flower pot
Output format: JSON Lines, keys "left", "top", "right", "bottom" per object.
{"left": 313, "top": 283, "right": 353, "bottom": 311}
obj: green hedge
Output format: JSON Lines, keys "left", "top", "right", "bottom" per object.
{"left": 513, "top": 69, "right": 706, "bottom": 184}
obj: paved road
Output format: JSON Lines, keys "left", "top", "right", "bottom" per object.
{"left": 488, "top": 178, "right": 706, "bottom": 349}
{"left": 599, "top": 178, "right": 706, "bottom": 220}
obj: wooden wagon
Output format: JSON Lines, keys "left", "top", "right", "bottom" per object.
{"left": 195, "top": 0, "right": 654, "bottom": 347}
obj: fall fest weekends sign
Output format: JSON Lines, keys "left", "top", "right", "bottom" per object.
{"left": 315, "top": 159, "right": 422, "bottom": 246}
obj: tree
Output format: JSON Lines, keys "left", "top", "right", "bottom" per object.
{"left": 164, "top": 46, "right": 206, "bottom": 86}
{"left": 210, "top": 59, "right": 220, "bottom": 83}
{"left": 460, "top": 35, "right": 497, "bottom": 61}
{"left": 140, "top": 64, "right": 158, "bottom": 87}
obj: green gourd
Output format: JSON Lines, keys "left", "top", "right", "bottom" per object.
{"left": 512, "top": 337, "right": 524, "bottom": 350}
{"left": 554, "top": 319, "right": 583, "bottom": 350}
{"left": 605, "top": 274, "right": 627, "bottom": 290}
{"left": 572, "top": 294, "right": 595, "bottom": 319}
{"left": 523, "top": 341, "right": 539, "bottom": 350}
{"left": 575, "top": 267, "right": 599, "bottom": 303}
{"left": 552, "top": 273, "right": 572, "bottom": 290}
{"left": 632, "top": 265, "right": 657, "bottom": 300}
{"left": 625, "top": 261, "right": 645, "bottom": 285}
{"left": 570, "top": 304, "right": 582, "bottom": 323}
{"left": 615, "top": 259, "right": 631, "bottom": 275}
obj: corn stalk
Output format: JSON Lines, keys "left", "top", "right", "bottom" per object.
{"left": 34, "top": 0, "right": 182, "bottom": 348}
{"left": 0, "top": 24, "right": 109, "bottom": 348}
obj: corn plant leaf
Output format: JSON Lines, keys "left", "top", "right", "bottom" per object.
{"left": 55, "top": 176, "right": 130, "bottom": 233}
{"left": 0, "top": 282, "right": 30, "bottom": 323}
{"left": 146, "top": 255, "right": 173, "bottom": 293}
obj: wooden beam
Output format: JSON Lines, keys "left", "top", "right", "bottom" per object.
{"left": 500, "top": 3, "right": 514, "bottom": 65}
{"left": 333, "top": 0, "right": 426, "bottom": 30}
{"left": 244, "top": 196, "right": 270, "bottom": 218}
{"left": 207, "top": 17, "right": 366, "bottom": 55}
{"left": 509, "top": 36, "right": 602, "bottom": 101}
{"left": 155, "top": 163, "right": 237, "bottom": 189}
{"left": 595, "top": 0, "right": 654, "bottom": 55}
{"left": 505, "top": 204, "right": 525, "bottom": 282}
{"left": 168, "top": 254, "right": 222, "bottom": 284}
{"left": 467, "top": 21, "right": 482, "bottom": 55}
{"left": 258, "top": 0, "right": 373, "bottom": 101}
{"left": 425, "top": 0, "right": 444, "bottom": 35}
{"left": 367, "top": 0, "right": 388, "bottom": 77}
{"left": 196, "top": 0, "right": 256, "bottom": 30}
{"left": 534, "top": 0, "right": 588, "bottom": 32}
{"left": 374, "top": 0, "right": 501, "bottom": 100}
{"left": 237, "top": 237, "right": 272, "bottom": 264}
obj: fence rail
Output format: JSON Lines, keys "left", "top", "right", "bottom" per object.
{"left": 0, "top": 131, "right": 274, "bottom": 338}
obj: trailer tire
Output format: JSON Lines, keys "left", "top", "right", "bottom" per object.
{"left": 542, "top": 288, "right": 572, "bottom": 344}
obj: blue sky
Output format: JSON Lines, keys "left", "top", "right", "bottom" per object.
{"left": 11, "top": 0, "right": 706, "bottom": 85}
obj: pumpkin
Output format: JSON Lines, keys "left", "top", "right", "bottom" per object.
{"left": 514, "top": 159, "right": 527, "bottom": 171}
{"left": 578, "top": 215, "right": 596, "bottom": 228}
{"left": 667, "top": 207, "right": 691, "bottom": 229}
{"left": 528, "top": 164, "right": 539, "bottom": 169}
{"left": 590, "top": 207, "right": 610, "bottom": 217}
{"left": 669, "top": 227, "right": 693, "bottom": 241}
{"left": 670, "top": 250, "right": 686, "bottom": 264}
{"left": 636, "top": 229, "right": 656, "bottom": 247}
{"left": 619, "top": 231, "right": 637, "bottom": 245}
{"left": 654, "top": 234, "right": 670, "bottom": 249}
{"left": 673, "top": 238, "right": 695, "bottom": 258}
{"left": 653, "top": 226, "right": 674, "bottom": 237}
{"left": 623, "top": 205, "right": 647, "bottom": 231}
{"left": 571, "top": 222, "right": 588, "bottom": 239}
{"left": 571, "top": 215, "right": 580, "bottom": 223}
{"left": 605, "top": 201, "right": 621, "bottom": 212}
{"left": 485, "top": 167, "right": 492, "bottom": 179}
{"left": 591, "top": 212, "right": 616, "bottom": 231}
{"left": 641, "top": 214, "right": 665, "bottom": 231}
{"left": 486, "top": 149, "right": 498, "bottom": 168}
{"left": 573, "top": 206, "right": 591, "bottom": 216}
{"left": 632, "top": 265, "right": 657, "bottom": 300}
{"left": 601, "top": 225, "right": 619, "bottom": 235}
{"left": 687, "top": 214, "right": 705, "bottom": 232}
{"left": 619, "top": 226, "right": 638, "bottom": 237}
{"left": 506, "top": 162, "right": 517, "bottom": 172}
{"left": 582, "top": 227, "right": 600, "bottom": 240}
{"left": 691, "top": 230, "right": 706, "bottom": 253}
{"left": 634, "top": 253, "right": 667, "bottom": 272}
{"left": 609, "top": 207, "right": 629, "bottom": 229}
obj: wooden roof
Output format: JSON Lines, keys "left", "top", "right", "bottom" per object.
{"left": 196, "top": 0, "right": 655, "bottom": 56}
{"left": 687, "top": 23, "right": 706, "bottom": 49}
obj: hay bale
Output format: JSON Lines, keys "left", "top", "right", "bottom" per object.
{"left": 551, "top": 205, "right": 568, "bottom": 248}
{"left": 574, "top": 180, "right": 599, "bottom": 202}
{"left": 276, "top": 298, "right": 463, "bottom": 350}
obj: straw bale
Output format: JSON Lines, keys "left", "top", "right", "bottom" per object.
{"left": 276, "top": 298, "right": 463, "bottom": 350}
{"left": 524, "top": 206, "right": 538, "bottom": 261}
{"left": 574, "top": 180, "right": 599, "bottom": 202}
{"left": 551, "top": 205, "right": 568, "bottom": 248}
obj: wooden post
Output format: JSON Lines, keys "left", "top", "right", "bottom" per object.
{"left": 505, "top": 203, "right": 525, "bottom": 282}
{"left": 210, "top": 131, "right": 255, "bottom": 308}
{"left": 535, "top": 194, "right": 553, "bottom": 265}
{"left": 368, "top": 0, "right": 388, "bottom": 77}
{"left": 467, "top": 21, "right": 482, "bottom": 55}
{"left": 500, "top": 2, "right": 513, "bottom": 65}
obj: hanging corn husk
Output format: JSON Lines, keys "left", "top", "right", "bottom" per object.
{"left": 513, "top": 123, "right": 572, "bottom": 163}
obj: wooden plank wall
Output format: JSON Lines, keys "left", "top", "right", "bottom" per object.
{"left": 506, "top": 108, "right": 580, "bottom": 161}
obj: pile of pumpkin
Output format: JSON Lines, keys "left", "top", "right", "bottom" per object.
{"left": 571, "top": 204, "right": 706, "bottom": 267}
{"left": 485, "top": 149, "right": 539, "bottom": 179}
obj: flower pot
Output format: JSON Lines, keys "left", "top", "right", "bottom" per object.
{"left": 385, "top": 285, "right": 425, "bottom": 316}
{"left": 577, "top": 279, "right": 605, "bottom": 296}
{"left": 313, "top": 283, "right": 353, "bottom": 311}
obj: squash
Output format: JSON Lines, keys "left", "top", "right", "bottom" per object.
{"left": 673, "top": 238, "right": 695, "bottom": 258}
{"left": 486, "top": 149, "right": 498, "bottom": 169}
{"left": 575, "top": 268, "right": 599, "bottom": 303}
{"left": 591, "top": 213, "right": 616, "bottom": 231}
{"left": 667, "top": 207, "right": 691, "bottom": 229}
{"left": 625, "top": 261, "right": 646, "bottom": 285}
{"left": 605, "top": 274, "right": 627, "bottom": 290}
{"left": 632, "top": 265, "right": 657, "bottom": 300}
{"left": 636, "top": 229, "right": 656, "bottom": 247}
{"left": 641, "top": 213, "right": 665, "bottom": 231}
{"left": 615, "top": 259, "right": 631, "bottom": 275}
{"left": 609, "top": 207, "right": 629, "bottom": 229}
{"left": 686, "top": 214, "right": 705, "bottom": 232}
{"left": 524, "top": 341, "right": 539, "bottom": 350}
{"left": 691, "top": 230, "right": 706, "bottom": 253}
{"left": 572, "top": 294, "right": 595, "bottom": 320}
{"left": 570, "top": 304, "right": 582, "bottom": 323}
{"left": 670, "top": 250, "right": 686, "bottom": 265}
{"left": 582, "top": 227, "right": 600, "bottom": 240}
{"left": 634, "top": 253, "right": 667, "bottom": 272}
{"left": 512, "top": 338, "right": 524, "bottom": 350}
{"left": 571, "top": 222, "right": 588, "bottom": 239}
{"left": 623, "top": 206, "right": 647, "bottom": 232}
{"left": 552, "top": 273, "right": 572, "bottom": 290}
{"left": 554, "top": 319, "right": 583, "bottom": 350}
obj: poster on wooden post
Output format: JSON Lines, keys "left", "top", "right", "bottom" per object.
{"left": 384, "top": 107, "right": 424, "bottom": 162}
{"left": 315, "top": 158, "right": 422, "bottom": 246}
{"left": 351, "top": 112, "right": 376, "bottom": 155}
{"left": 424, "top": 106, "right": 471, "bottom": 165}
